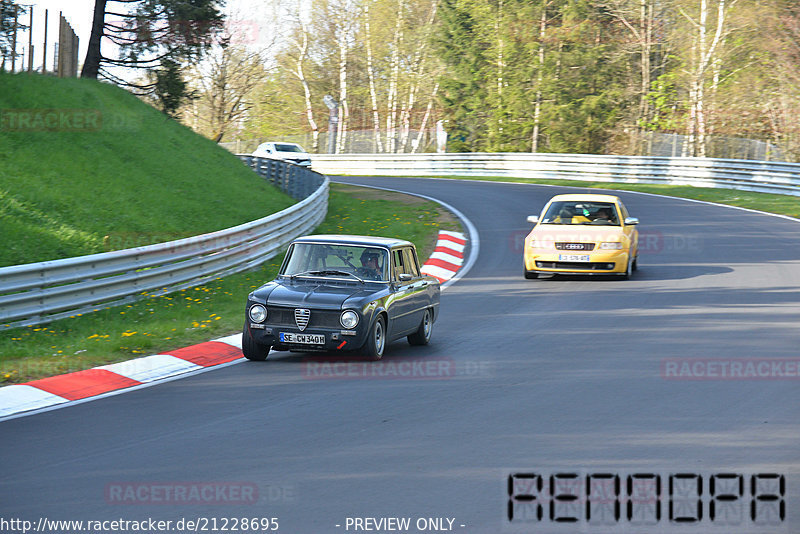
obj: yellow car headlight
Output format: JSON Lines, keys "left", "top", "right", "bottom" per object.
{"left": 599, "top": 242, "right": 624, "bottom": 250}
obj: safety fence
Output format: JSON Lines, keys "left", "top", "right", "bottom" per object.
{"left": 310, "top": 153, "right": 800, "bottom": 197}
{"left": 0, "top": 159, "right": 328, "bottom": 330}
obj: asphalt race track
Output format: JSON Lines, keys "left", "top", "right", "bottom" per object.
{"left": 1, "top": 177, "right": 799, "bottom": 534}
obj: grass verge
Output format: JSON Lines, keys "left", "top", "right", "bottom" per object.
{"left": 0, "top": 73, "right": 294, "bottom": 267}
{"left": 0, "top": 183, "right": 461, "bottom": 384}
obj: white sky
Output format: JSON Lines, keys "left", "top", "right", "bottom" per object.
{"left": 18, "top": 0, "right": 305, "bottom": 73}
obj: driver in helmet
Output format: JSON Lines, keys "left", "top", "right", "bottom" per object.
{"left": 359, "top": 251, "right": 382, "bottom": 280}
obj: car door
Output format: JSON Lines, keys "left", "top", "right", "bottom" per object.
{"left": 386, "top": 247, "right": 419, "bottom": 335}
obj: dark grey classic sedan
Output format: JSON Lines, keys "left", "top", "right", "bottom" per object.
{"left": 242, "top": 235, "right": 441, "bottom": 361}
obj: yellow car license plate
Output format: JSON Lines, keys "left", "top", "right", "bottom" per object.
{"left": 559, "top": 254, "right": 591, "bottom": 262}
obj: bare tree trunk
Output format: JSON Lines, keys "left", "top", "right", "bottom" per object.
{"left": 532, "top": 2, "right": 547, "bottom": 152}
{"left": 696, "top": 0, "right": 708, "bottom": 157}
{"left": 336, "top": 28, "right": 348, "bottom": 154}
{"left": 364, "top": 2, "right": 383, "bottom": 153}
{"left": 81, "top": 0, "right": 107, "bottom": 79}
{"left": 495, "top": 0, "right": 505, "bottom": 146}
{"left": 398, "top": 0, "right": 437, "bottom": 153}
{"left": 398, "top": 76, "right": 419, "bottom": 153}
{"left": 684, "top": 0, "right": 730, "bottom": 157}
{"left": 604, "top": 0, "right": 655, "bottom": 154}
{"left": 292, "top": 21, "right": 319, "bottom": 152}
{"left": 412, "top": 82, "right": 439, "bottom": 153}
{"left": 639, "top": 0, "right": 652, "bottom": 154}
{"left": 386, "top": 0, "right": 405, "bottom": 153}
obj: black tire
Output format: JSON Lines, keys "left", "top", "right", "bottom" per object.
{"left": 622, "top": 256, "right": 634, "bottom": 280}
{"left": 524, "top": 269, "right": 539, "bottom": 279}
{"left": 363, "top": 315, "right": 386, "bottom": 361}
{"left": 632, "top": 255, "right": 638, "bottom": 271}
{"left": 408, "top": 308, "right": 433, "bottom": 346}
{"left": 241, "top": 324, "right": 270, "bottom": 361}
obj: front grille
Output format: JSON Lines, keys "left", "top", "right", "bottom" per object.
{"left": 536, "top": 261, "right": 616, "bottom": 271}
{"left": 555, "top": 242, "right": 595, "bottom": 251}
{"left": 294, "top": 309, "right": 310, "bottom": 330}
{"left": 267, "top": 307, "right": 341, "bottom": 329}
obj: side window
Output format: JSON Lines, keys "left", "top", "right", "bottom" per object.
{"left": 392, "top": 250, "right": 405, "bottom": 280}
{"left": 402, "top": 248, "right": 420, "bottom": 277}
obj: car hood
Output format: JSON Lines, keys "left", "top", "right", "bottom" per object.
{"left": 529, "top": 225, "right": 627, "bottom": 243}
{"left": 266, "top": 281, "right": 375, "bottom": 310}
{"left": 275, "top": 151, "right": 310, "bottom": 160}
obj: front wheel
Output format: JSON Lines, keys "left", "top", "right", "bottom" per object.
{"left": 622, "top": 256, "right": 634, "bottom": 280}
{"left": 241, "top": 324, "right": 271, "bottom": 361}
{"left": 408, "top": 308, "right": 433, "bottom": 346}
{"left": 363, "top": 315, "right": 386, "bottom": 361}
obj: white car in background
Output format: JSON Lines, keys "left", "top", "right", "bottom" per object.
{"left": 252, "top": 142, "right": 312, "bottom": 168}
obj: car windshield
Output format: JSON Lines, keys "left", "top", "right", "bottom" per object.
{"left": 274, "top": 144, "right": 305, "bottom": 153}
{"left": 281, "top": 243, "right": 389, "bottom": 281}
{"left": 539, "top": 201, "right": 620, "bottom": 226}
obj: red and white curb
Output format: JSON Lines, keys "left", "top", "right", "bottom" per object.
{"left": 420, "top": 231, "right": 467, "bottom": 283}
{"left": 0, "top": 334, "right": 242, "bottom": 419}
{"left": 1, "top": 233, "right": 470, "bottom": 420}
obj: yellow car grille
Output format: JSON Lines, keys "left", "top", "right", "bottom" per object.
{"left": 555, "top": 242, "right": 595, "bottom": 251}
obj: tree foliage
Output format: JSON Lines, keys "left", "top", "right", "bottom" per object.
{"left": 434, "top": 0, "right": 629, "bottom": 153}
{"left": 81, "top": 0, "right": 224, "bottom": 115}
{"left": 168, "top": 0, "right": 800, "bottom": 160}
{"left": 0, "top": 0, "right": 26, "bottom": 69}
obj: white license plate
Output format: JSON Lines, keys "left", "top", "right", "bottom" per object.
{"left": 559, "top": 254, "right": 591, "bottom": 262}
{"left": 280, "top": 332, "right": 325, "bottom": 344}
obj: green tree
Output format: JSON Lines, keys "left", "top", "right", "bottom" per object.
{"left": 153, "top": 58, "right": 191, "bottom": 117}
{"left": 434, "top": 0, "right": 628, "bottom": 153}
{"left": 81, "top": 0, "right": 224, "bottom": 112}
{"left": 0, "top": 0, "right": 25, "bottom": 69}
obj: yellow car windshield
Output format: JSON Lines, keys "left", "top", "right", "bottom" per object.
{"left": 539, "top": 201, "right": 620, "bottom": 226}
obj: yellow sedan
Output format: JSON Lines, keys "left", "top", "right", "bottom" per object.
{"left": 523, "top": 194, "right": 639, "bottom": 279}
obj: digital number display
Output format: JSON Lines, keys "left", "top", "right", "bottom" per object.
{"left": 507, "top": 472, "right": 785, "bottom": 526}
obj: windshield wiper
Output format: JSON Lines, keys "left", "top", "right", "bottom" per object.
{"left": 290, "top": 270, "right": 364, "bottom": 283}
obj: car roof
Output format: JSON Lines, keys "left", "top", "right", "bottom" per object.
{"left": 547, "top": 193, "right": 621, "bottom": 203}
{"left": 292, "top": 234, "right": 413, "bottom": 249}
{"left": 257, "top": 141, "right": 302, "bottom": 147}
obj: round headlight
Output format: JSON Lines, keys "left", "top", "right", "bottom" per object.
{"left": 249, "top": 304, "right": 267, "bottom": 323}
{"left": 340, "top": 310, "right": 359, "bottom": 329}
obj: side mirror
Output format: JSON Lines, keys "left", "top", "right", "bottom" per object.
{"left": 398, "top": 273, "right": 413, "bottom": 282}
{"left": 527, "top": 215, "right": 539, "bottom": 224}
{"left": 624, "top": 217, "right": 639, "bottom": 225}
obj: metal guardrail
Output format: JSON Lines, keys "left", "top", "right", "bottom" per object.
{"left": 0, "top": 159, "right": 328, "bottom": 330}
{"left": 311, "top": 153, "right": 800, "bottom": 197}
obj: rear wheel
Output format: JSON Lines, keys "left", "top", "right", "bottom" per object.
{"left": 408, "top": 308, "right": 433, "bottom": 346}
{"left": 241, "top": 324, "right": 270, "bottom": 361}
{"left": 363, "top": 315, "right": 386, "bottom": 361}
